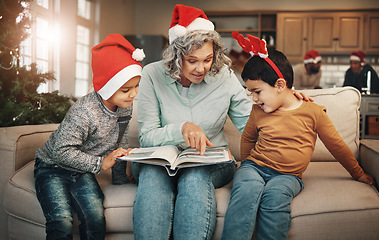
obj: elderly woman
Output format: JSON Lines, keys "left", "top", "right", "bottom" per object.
{"left": 132, "top": 4, "right": 307, "bottom": 239}
{"left": 131, "top": 5, "right": 250, "bottom": 239}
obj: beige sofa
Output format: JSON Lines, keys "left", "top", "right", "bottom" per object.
{"left": 2, "top": 87, "right": 379, "bottom": 240}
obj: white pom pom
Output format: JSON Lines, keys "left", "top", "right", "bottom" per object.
{"left": 174, "top": 25, "right": 187, "bottom": 38}
{"left": 132, "top": 48, "right": 145, "bottom": 62}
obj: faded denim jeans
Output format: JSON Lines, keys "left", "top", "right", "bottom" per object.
{"left": 132, "top": 161, "right": 236, "bottom": 240}
{"left": 34, "top": 158, "right": 106, "bottom": 240}
{"left": 222, "top": 160, "right": 304, "bottom": 240}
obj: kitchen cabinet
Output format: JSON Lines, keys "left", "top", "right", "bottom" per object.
{"left": 308, "top": 12, "right": 363, "bottom": 54}
{"left": 364, "top": 12, "right": 379, "bottom": 54}
{"left": 206, "top": 11, "right": 277, "bottom": 45}
{"left": 277, "top": 12, "right": 365, "bottom": 63}
{"left": 206, "top": 10, "right": 378, "bottom": 64}
{"left": 276, "top": 13, "right": 308, "bottom": 63}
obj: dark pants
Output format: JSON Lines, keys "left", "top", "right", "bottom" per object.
{"left": 34, "top": 159, "right": 106, "bottom": 240}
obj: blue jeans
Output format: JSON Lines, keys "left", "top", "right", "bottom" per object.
{"left": 132, "top": 161, "right": 236, "bottom": 240}
{"left": 222, "top": 160, "right": 304, "bottom": 240}
{"left": 34, "top": 159, "right": 106, "bottom": 240}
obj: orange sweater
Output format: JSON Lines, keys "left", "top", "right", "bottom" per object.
{"left": 241, "top": 101, "right": 364, "bottom": 179}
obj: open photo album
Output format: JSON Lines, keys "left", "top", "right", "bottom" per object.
{"left": 117, "top": 145, "right": 232, "bottom": 176}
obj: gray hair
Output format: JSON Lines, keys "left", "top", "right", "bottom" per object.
{"left": 162, "top": 30, "right": 232, "bottom": 81}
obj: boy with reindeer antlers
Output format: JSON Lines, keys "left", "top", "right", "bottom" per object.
{"left": 221, "top": 32, "right": 374, "bottom": 240}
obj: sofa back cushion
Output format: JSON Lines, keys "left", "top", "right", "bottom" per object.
{"left": 128, "top": 102, "right": 140, "bottom": 148}
{"left": 301, "top": 87, "right": 360, "bottom": 161}
{"left": 129, "top": 87, "right": 361, "bottom": 162}
{"left": 224, "top": 87, "right": 361, "bottom": 162}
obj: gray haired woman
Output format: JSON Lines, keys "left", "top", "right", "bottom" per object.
{"left": 131, "top": 4, "right": 307, "bottom": 240}
{"left": 131, "top": 5, "right": 251, "bottom": 240}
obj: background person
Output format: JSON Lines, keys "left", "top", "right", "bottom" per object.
{"left": 343, "top": 50, "right": 379, "bottom": 94}
{"left": 293, "top": 49, "right": 322, "bottom": 89}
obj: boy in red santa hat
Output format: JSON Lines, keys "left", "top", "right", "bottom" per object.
{"left": 34, "top": 34, "right": 144, "bottom": 239}
{"left": 343, "top": 50, "right": 379, "bottom": 94}
{"left": 293, "top": 49, "right": 322, "bottom": 89}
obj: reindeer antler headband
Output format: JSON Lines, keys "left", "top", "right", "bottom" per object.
{"left": 231, "top": 31, "right": 284, "bottom": 79}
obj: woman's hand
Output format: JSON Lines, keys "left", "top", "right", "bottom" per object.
{"left": 102, "top": 147, "right": 132, "bottom": 171}
{"left": 182, "top": 122, "right": 214, "bottom": 155}
{"left": 293, "top": 91, "right": 314, "bottom": 102}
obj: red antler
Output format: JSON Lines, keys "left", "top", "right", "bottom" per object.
{"left": 231, "top": 31, "right": 283, "bottom": 79}
{"left": 246, "top": 34, "right": 267, "bottom": 57}
{"left": 231, "top": 31, "right": 252, "bottom": 53}
{"left": 232, "top": 31, "right": 267, "bottom": 57}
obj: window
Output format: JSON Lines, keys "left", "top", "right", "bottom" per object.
{"left": 75, "top": 0, "right": 93, "bottom": 97}
{"left": 19, "top": 0, "right": 96, "bottom": 97}
{"left": 20, "top": 0, "right": 55, "bottom": 93}
{"left": 75, "top": 25, "right": 91, "bottom": 97}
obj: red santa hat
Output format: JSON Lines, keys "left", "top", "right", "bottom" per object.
{"left": 168, "top": 4, "right": 214, "bottom": 44}
{"left": 304, "top": 49, "right": 322, "bottom": 64}
{"left": 350, "top": 50, "right": 366, "bottom": 65}
{"left": 91, "top": 34, "right": 145, "bottom": 100}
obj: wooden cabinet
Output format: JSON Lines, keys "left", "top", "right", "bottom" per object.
{"left": 276, "top": 11, "right": 378, "bottom": 64}
{"left": 206, "top": 11, "right": 277, "bottom": 45}
{"left": 276, "top": 13, "right": 308, "bottom": 63}
{"left": 308, "top": 13, "right": 363, "bottom": 53}
{"left": 364, "top": 12, "right": 379, "bottom": 53}
{"left": 206, "top": 10, "right": 378, "bottom": 64}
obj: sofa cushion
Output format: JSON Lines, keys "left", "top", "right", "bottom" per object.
{"left": 288, "top": 161, "right": 379, "bottom": 239}
{"left": 213, "top": 161, "right": 379, "bottom": 240}
{"left": 0, "top": 124, "right": 59, "bottom": 239}
{"left": 300, "top": 87, "right": 361, "bottom": 161}
{"left": 97, "top": 170, "right": 137, "bottom": 233}
{"left": 231, "top": 87, "right": 360, "bottom": 162}
{"left": 3, "top": 160, "right": 138, "bottom": 237}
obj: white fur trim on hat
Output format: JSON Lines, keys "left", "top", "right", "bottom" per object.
{"left": 350, "top": 55, "right": 361, "bottom": 62}
{"left": 169, "top": 17, "right": 214, "bottom": 44}
{"left": 304, "top": 56, "right": 322, "bottom": 64}
{"left": 97, "top": 64, "right": 142, "bottom": 100}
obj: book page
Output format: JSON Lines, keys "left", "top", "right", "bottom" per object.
{"left": 119, "top": 145, "right": 180, "bottom": 166}
{"left": 172, "top": 147, "right": 231, "bottom": 170}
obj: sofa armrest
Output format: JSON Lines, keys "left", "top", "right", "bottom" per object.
{"left": 360, "top": 139, "right": 379, "bottom": 190}
{"left": 0, "top": 124, "right": 58, "bottom": 237}
{"left": 0, "top": 124, "right": 59, "bottom": 172}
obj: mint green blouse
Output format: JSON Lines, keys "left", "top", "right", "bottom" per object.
{"left": 137, "top": 61, "right": 253, "bottom": 149}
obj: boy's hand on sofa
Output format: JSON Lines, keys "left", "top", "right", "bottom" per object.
{"left": 357, "top": 173, "right": 375, "bottom": 186}
{"left": 102, "top": 148, "right": 131, "bottom": 171}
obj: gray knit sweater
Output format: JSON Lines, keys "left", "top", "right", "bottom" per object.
{"left": 36, "top": 91, "right": 132, "bottom": 181}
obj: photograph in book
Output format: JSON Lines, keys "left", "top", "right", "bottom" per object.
{"left": 117, "top": 145, "right": 233, "bottom": 176}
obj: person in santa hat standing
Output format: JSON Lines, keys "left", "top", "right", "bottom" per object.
{"left": 293, "top": 49, "right": 323, "bottom": 90}
{"left": 343, "top": 50, "right": 379, "bottom": 94}
{"left": 34, "top": 34, "right": 144, "bottom": 239}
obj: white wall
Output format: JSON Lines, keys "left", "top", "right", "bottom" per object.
{"left": 98, "top": 0, "right": 136, "bottom": 43}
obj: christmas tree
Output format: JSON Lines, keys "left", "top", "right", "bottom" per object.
{"left": 0, "top": 0, "right": 73, "bottom": 127}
